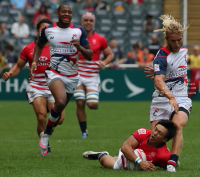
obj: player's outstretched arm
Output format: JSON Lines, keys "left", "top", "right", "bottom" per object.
{"left": 99, "top": 46, "right": 114, "bottom": 69}
{"left": 154, "top": 74, "right": 179, "bottom": 113}
{"left": 30, "top": 40, "right": 46, "bottom": 79}
{"left": 2, "top": 58, "right": 27, "bottom": 81}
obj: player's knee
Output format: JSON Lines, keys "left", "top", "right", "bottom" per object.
{"left": 87, "top": 102, "right": 98, "bottom": 110}
{"left": 55, "top": 98, "right": 66, "bottom": 110}
{"left": 86, "top": 92, "right": 99, "bottom": 109}
{"left": 76, "top": 99, "right": 86, "bottom": 109}
{"left": 37, "top": 112, "right": 46, "bottom": 124}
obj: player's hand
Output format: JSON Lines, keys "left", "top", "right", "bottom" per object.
{"left": 2, "top": 72, "right": 13, "bottom": 81}
{"left": 144, "top": 66, "right": 154, "bottom": 79}
{"left": 70, "top": 39, "right": 80, "bottom": 50}
{"left": 170, "top": 97, "right": 179, "bottom": 114}
{"left": 99, "top": 60, "right": 106, "bottom": 69}
{"left": 30, "top": 63, "right": 37, "bottom": 80}
{"left": 139, "top": 161, "right": 156, "bottom": 171}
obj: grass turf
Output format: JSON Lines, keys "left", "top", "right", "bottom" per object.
{"left": 0, "top": 101, "right": 199, "bottom": 177}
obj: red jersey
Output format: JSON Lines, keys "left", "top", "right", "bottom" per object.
{"left": 20, "top": 42, "right": 50, "bottom": 90}
{"left": 78, "top": 32, "right": 108, "bottom": 77}
{"left": 133, "top": 128, "right": 171, "bottom": 167}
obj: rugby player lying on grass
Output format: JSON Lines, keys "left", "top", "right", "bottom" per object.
{"left": 83, "top": 120, "right": 177, "bottom": 171}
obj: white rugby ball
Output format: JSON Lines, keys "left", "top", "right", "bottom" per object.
{"left": 128, "top": 149, "right": 146, "bottom": 171}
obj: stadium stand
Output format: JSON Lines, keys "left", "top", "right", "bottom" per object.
{"left": 0, "top": 0, "right": 163, "bottom": 58}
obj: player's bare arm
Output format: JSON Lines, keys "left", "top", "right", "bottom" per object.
{"left": 99, "top": 46, "right": 114, "bottom": 69}
{"left": 30, "top": 40, "right": 46, "bottom": 79}
{"left": 121, "top": 135, "right": 156, "bottom": 171}
{"left": 154, "top": 74, "right": 179, "bottom": 113}
{"left": 2, "top": 58, "right": 27, "bottom": 81}
{"left": 70, "top": 39, "right": 93, "bottom": 61}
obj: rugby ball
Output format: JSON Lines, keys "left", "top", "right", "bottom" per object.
{"left": 128, "top": 149, "right": 146, "bottom": 171}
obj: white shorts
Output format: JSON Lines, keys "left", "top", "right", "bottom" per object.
{"left": 113, "top": 150, "right": 123, "bottom": 170}
{"left": 45, "top": 70, "right": 79, "bottom": 94}
{"left": 77, "top": 75, "right": 100, "bottom": 92}
{"left": 150, "top": 97, "right": 192, "bottom": 122}
{"left": 26, "top": 84, "right": 54, "bottom": 104}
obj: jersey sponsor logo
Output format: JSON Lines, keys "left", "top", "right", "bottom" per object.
{"left": 92, "top": 39, "right": 96, "bottom": 44}
{"left": 148, "top": 152, "right": 156, "bottom": 159}
{"left": 154, "top": 64, "right": 160, "bottom": 72}
{"left": 138, "top": 128, "right": 146, "bottom": 135}
{"left": 153, "top": 108, "right": 159, "bottom": 116}
{"left": 50, "top": 36, "right": 54, "bottom": 39}
{"left": 39, "top": 56, "right": 49, "bottom": 61}
{"left": 72, "top": 33, "right": 78, "bottom": 39}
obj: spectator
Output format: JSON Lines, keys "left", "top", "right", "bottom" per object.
{"left": 0, "top": 49, "right": 8, "bottom": 75}
{"left": 137, "top": 41, "right": 143, "bottom": 50}
{"left": 137, "top": 47, "right": 154, "bottom": 68}
{"left": 126, "top": 51, "right": 138, "bottom": 64}
{"left": 94, "top": 0, "right": 110, "bottom": 11}
{"left": 26, "top": 0, "right": 42, "bottom": 10}
{"left": 129, "top": 43, "right": 143, "bottom": 60}
{"left": 4, "top": 45, "right": 18, "bottom": 64}
{"left": 114, "top": 0, "right": 125, "bottom": 11}
{"left": 143, "top": 14, "right": 159, "bottom": 34}
{"left": 106, "top": 39, "right": 123, "bottom": 68}
{"left": 189, "top": 45, "right": 200, "bottom": 68}
{"left": 85, "top": 0, "right": 94, "bottom": 11}
{"left": 10, "top": 0, "right": 27, "bottom": 10}
{"left": 11, "top": 16, "right": 30, "bottom": 38}
{"left": 33, "top": 4, "right": 51, "bottom": 25}
{"left": 0, "top": 23, "right": 10, "bottom": 38}
{"left": 148, "top": 34, "right": 161, "bottom": 56}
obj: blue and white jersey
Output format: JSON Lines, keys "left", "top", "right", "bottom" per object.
{"left": 153, "top": 46, "right": 188, "bottom": 97}
{"left": 39, "top": 22, "right": 89, "bottom": 77}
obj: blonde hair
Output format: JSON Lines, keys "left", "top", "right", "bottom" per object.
{"left": 154, "top": 14, "right": 189, "bottom": 36}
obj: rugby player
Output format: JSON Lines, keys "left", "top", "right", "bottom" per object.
{"left": 2, "top": 19, "right": 65, "bottom": 156}
{"left": 74, "top": 12, "right": 114, "bottom": 138}
{"left": 146, "top": 15, "right": 192, "bottom": 172}
{"left": 30, "top": 3, "right": 93, "bottom": 152}
{"left": 83, "top": 120, "right": 177, "bottom": 171}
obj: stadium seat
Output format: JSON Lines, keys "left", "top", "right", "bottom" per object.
{"left": 129, "top": 38, "right": 141, "bottom": 45}
{"left": 128, "top": 10, "right": 144, "bottom": 18}
{"left": 112, "top": 10, "right": 129, "bottom": 18}
{"left": 110, "top": 31, "right": 124, "bottom": 38}
{"left": 6, "top": 37, "right": 18, "bottom": 46}
{"left": 71, "top": 17, "right": 80, "bottom": 24}
{"left": 30, "top": 28, "right": 37, "bottom": 38}
{"left": 129, "top": 31, "right": 142, "bottom": 38}
{"left": 130, "top": 25, "right": 143, "bottom": 32}
{"left": 131, "top": 19, "right": 144, "bottom": 26}
{"left": 9, "top": 8, "right": 20, "bottom": 15}
{"left": 0, "top": 14, "right": 9, "bottom": 23}
{"left": 115, "top": 18, "right": 128, "bottom": 26}
{"left": 25, "top": 8, "right": 37, "bottom": 16}
{"left": 95, "top": 10, "right": 113, "bottom": 19}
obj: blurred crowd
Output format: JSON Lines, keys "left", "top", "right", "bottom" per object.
{"left": 0, "top": 0, "right": 199, "bottom": 75}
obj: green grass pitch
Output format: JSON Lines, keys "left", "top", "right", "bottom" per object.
{"left": 0, "top": 101, "right": 199, "bottom": 177}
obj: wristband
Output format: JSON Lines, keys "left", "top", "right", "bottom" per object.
{"left": 32, "top": 62, "right": 36, "bottom": 66}
{"left": 135, "top": 157, "right": 142, "bottom": 164}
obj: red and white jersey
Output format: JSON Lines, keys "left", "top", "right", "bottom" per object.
{"left": 20, "top": 42, "right": 50, "bottom": 90}
{"left": 133, "top": 128, "right": 171, "bottom": 167}
{"left": 39, "top": 22, "right": 89, "bottom": 77}
{"left": 78, "top": 32, "right": 108, "bottom": 77}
